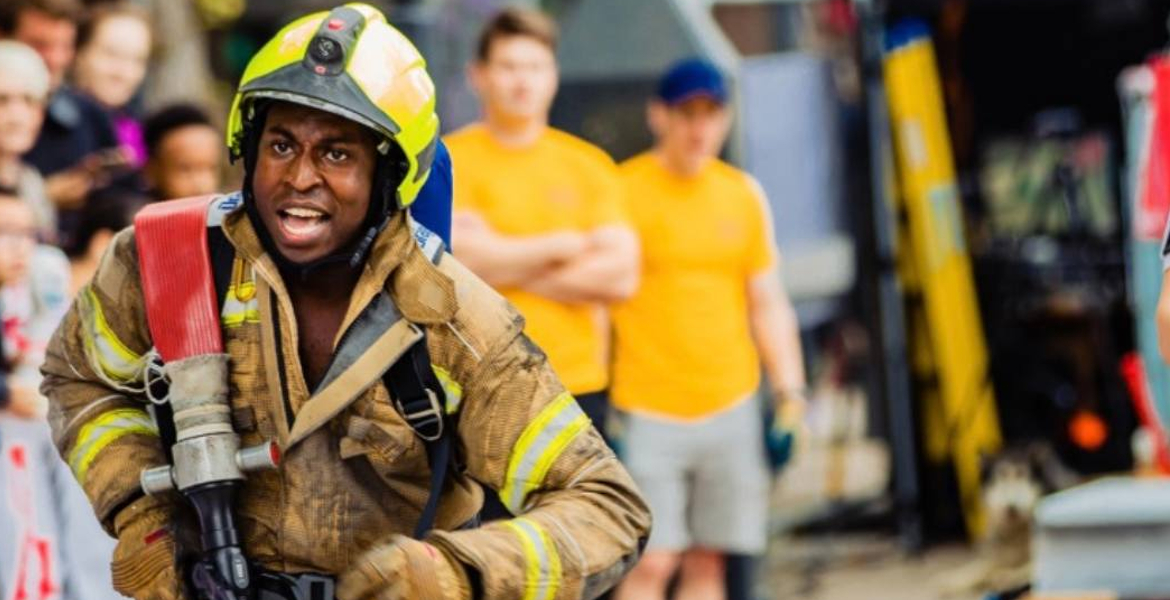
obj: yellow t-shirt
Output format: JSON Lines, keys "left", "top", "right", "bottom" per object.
{"left": 445, "top": 124, "right": 627, "bottom": 394}
{"left": 612, "top": 153, "right": 778, "bottom": 420}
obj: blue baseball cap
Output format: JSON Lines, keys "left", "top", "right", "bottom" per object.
{"left": 656, "top": 58, "right": 728, "bottom": 106}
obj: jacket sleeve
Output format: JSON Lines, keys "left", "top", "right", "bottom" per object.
{"left": 39, "top": 228, "right": 170, "bottom": 533}
{"left": 427, "top": 328, "right": 651, "bottom": 600}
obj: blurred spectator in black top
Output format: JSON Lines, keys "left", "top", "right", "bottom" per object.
{"left": 73, "top": 3, "right": 151, "bottom": 168}
{"left": 143, "top": 103, "right": 221, "bottom": 201}
{"left": 66, "top": 190, "right": 143, "bottom": 294}
{"left": 0, "top": 0, "right": 128, "bottom": 250}
{"left": 0, "top": 41, "right": 56, "bottom": 240}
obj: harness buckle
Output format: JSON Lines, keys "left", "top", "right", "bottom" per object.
{"left": 256, "top": 571, "right": 334, "bottom": 600}
{"left": 396, "top": 387, "right": 445, "bottom": 442}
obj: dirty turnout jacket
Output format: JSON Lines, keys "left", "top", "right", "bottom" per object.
{"left": 40, "top": 194, "right": 651, "bottom": 600}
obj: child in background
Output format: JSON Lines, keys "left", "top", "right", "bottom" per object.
{"left": 66, "top": 191, "right": 144, "bottom": 295}
{"left": 0, "top": 191, "right": 68, "bottom": 392}
{"left": 142, "top": 103, "right": 221, "bottom": 201}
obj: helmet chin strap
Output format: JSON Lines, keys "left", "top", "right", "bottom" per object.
{"left": 344, "top": 152, "right": 401, "bottom": 270}
{"left": 240, "top": 103, "right": 400, "bottom": 283}
{"left": 241, "top": 183, "right": 392, "bottom": 284}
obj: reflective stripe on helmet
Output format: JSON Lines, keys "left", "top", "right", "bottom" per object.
{"left": 500, "top": 392, "right": 591, "bottom": 514}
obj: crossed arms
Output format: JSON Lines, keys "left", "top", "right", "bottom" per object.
{"left": 452, "top": 210, "right": 640, "bottom": 304}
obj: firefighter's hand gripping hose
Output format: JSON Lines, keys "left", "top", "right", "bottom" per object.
{"left": 110, "top": 495, "right": 182, "bottom": 600}
{"left": 337, "top": 535, "right": 471, "bottom": 600}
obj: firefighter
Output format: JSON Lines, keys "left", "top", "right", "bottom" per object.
{"left": 40, "top": 5, "right": 650, "bottom": 600}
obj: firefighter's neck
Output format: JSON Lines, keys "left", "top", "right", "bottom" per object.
{"left": 283, "top": 259, "right": 359, "bottom": 391}
{"left": 282, "top": 259, "right": 361, "bottom": 304}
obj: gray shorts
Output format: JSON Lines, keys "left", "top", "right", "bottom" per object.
{"left": 619, "top": 397, "right": 770, "bottom": 554}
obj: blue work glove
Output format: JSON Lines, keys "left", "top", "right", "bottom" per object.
{"left": 765, "top": 391, "right": 807, "bottom": 473}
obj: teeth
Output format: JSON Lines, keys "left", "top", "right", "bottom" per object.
{"left": 285, "top": 207, "right": 324, "bottom": 218}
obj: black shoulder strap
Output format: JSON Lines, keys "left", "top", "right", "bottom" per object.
{"left": 149, "top": 368, "right": 177, "bottom": 460}
{"left": 209, "top": 226, "right": 235, "bottom": 311}
{"left": 383, "top": 227, "right": 455, "bottom": 538}
{"left": 384, "top": 338, "right": 453, "bottom": 538}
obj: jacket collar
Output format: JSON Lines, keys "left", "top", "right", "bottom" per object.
{"left": 220, "top": 199, "right": 456, "bottom": 327}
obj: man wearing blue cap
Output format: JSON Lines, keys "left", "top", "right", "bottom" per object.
{"left": 612, "top": 58, "right": 808, "bottom": 600}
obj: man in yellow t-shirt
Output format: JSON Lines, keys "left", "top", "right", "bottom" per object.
{"left": 613, "top": 59, "right": 808, "bottom": 600}
{"left": 446, "top": 7, "right": 638, "bottom": 440}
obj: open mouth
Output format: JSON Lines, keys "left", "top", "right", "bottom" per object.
{"left": 276, "top": 206, "right": 331, "bottom": 245}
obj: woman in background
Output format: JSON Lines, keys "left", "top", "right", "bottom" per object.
{"left": 71, "top": 3, "right": 151, "bottom": 168}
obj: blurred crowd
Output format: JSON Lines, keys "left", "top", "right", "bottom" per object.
{"left": 0, "top": 0, "right": 223, "bottom": 275}
{"left": 0, "top": 2, "right": 808, "bottom": 600}
{"left": 0, "top": 1, "right": 224, "bottom": 598}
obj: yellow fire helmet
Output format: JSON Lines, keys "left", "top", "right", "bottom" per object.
{"left": 226, "top": 3, "right": 439, "bottom": 210}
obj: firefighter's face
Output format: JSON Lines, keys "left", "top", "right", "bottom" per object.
{"left": 252, "top": 103, "right": 377, "bottom": 264}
